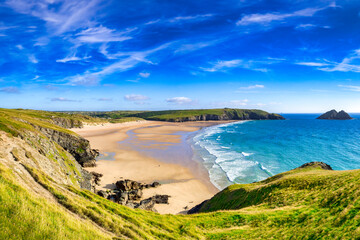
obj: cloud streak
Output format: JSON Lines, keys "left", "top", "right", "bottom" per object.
{"left": 0, "top": 86, "right": 20, "bottom": 94}
{"left": 68, "top": 43, "right": 171, "bottom": 86}
{"left": 296, "top": 49, "right": 360, "bottom": 73}
{"left": 124, "top": 94, "right": 150, "bottom": 101}
{"left": 239, "top": 85, "right": 265, "bottom": 90}
{"left": 51, "top": 97, "right": 79, "bottom": 102}
{"left": 237, "top": 3, "right": 336, "bottom": 26}
{"left": 200, "top": 59, "right": 272, "bottom": 73}
{"left": 338, "top": 85, "right": 360, "bottom": 92}
{"left": 166, "top": 97, "right": 193, "bottom": 104}
{"left": 5, "top": 0, "right": 101, "bottom": 34}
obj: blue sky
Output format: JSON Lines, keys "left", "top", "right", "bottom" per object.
{"left": 1, "top": 0, "right": 360, "bottom": 113}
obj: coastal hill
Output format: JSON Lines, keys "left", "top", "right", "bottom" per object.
{"left": 1, "top": 108, "right": 360, "bottom": 239}
{"left": 317, "top": 109, "right": 353, "bottom": 120}
{"left": 72, "top": 108, "right": 285, "bottom": 122}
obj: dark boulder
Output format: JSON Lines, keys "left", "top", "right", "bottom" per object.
{"left": 152, "top": 194, "right": 170, "bottom": 204}
{"left": 128, "top": 189, "right": 143, "bottom": 200}
{"left": 151, "top": 182, "right": 161, "bottom": 188}
{"left": 91, "top": 172, "right": 103, "bottom": 185}
{"left": 138, "top": 198, "right": 156, "bottom": 211}
{"left": 97, "top": 190, "right": 109, "bottom": 199}
{"left": 116, "top": 179, "right": 142, "bottom": 191}
{"left": 116, "top": 191, "right": 129, "bottom": 205}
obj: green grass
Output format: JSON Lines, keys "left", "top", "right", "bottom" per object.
{"left": 6, "top": 162, "right": 360, "bottom": 239}
{"left": 0, "top": 163, "right": 112, "bottom": 240}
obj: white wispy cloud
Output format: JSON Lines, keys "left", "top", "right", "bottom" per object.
{"left": 296, "top": 62, "right": 330, "bottom": 67}
{"left": 75, "top": 26, "right": 135, "bottom": 43}
{"left": 15, "top": 44, "right": 24, "bottom": 50}
{"left": 51, "top": 97, "right": 80, "bottom": 102}
{"left": 139, "top": 72, "right": 150, "bottom": 78}
{"left": 296, "top": 49, "right": 360, "bottom": 73}
{"left": 338, "top": 85, "right": 360, "bottom": 92}
{"left": 0, "top": 86, "right": 19, "bottom": 94}
{"left": 296, "top": 24, "right": 331, "bottom": 30}
{"left": 5, "top": 0, "right": 101, "bottom": 34}
{"left": 168, "top": 14, "right": 214, "bottom": 23}
{"left": 174, "top": 40, "right": 220, "bottom": 54}
{"left": 166, "top": 97, "right": 193, "bottom": 104}
{"left": 28, "top": 54, "right": 38, "bottom": 64}
{"left": 146, "top": 14, "right": 214, "bottom": 25}
{"left": 239, "top": 85, "right": 265, "bottom": 90}
{"left": 237, "top": 3, "right": 336, "bottom": 26}
{"left": 68, "top": 43, "right": 170, "bottom": 86}
{"left": 200, "top": 59, "right": 269, "bottom": 73}
{"left": 98, "top": 98, "right": 113, "bottom": 101}
{"left": 124, "top": 94, "right": 150, "bottom": 101}
{"left": 56, "top": 55, "right": 91, "bottom": 63}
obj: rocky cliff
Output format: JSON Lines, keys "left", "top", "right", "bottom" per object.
{"left": 0, "top": 109, "right": 100, "bottom": 191}
{"left": 31, "top": 124, "right": 98, "bottom": 167}
{"left": 50, "top": 117, "right": 83, "bottom": 128}
{"left": 317, "top": 109, "right": 353, "bottom": 120}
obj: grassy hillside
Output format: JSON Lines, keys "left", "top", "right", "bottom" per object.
{"left": 0, "top": 108, "right": 106, "bottom": 137}
{"left": 3, "top": 157, "right": 360, "bottom": 239}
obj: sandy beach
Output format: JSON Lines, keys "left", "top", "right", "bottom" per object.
{"left": 73, "top": 120, "right": 231, "bottom": 214}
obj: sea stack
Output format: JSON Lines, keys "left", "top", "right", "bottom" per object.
{"left": 317, "top": 109, "right": 353, "bottom": 120}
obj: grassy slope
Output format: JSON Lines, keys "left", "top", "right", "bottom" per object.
{"left": 0, "top": 108, "right": 106, "bottom": 137}
{"left": 0, "top": 164, "right": 112, "bottom": 240}
{"left": 3, "top": 160, "right": 360, "bottom": 239}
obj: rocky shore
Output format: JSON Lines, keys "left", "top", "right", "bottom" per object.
{"left": 95, "top": 178, "right": 169, "bottom": 212}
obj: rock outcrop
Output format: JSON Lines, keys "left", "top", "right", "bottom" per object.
{"left": 296, "top": 162, "right": 333, "bottom": 170}
{"left": 97, "top": 179, "right": 168, "bottom": 212}
{"left": 317, "top": 110, "right": 353, "bottom": 120}
{"left": 50, "top": 117, "right": 83, "bottom": 128}
{"left": 31, "top": 125, "right": 99, "bottom": 167}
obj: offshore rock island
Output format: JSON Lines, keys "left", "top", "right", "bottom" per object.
{"left": 317, "top": 109, "right": 353, "bottom": 120}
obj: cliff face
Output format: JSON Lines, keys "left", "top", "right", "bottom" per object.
{"left": 32, "top": 125, "right": 98, "bottom": 167}
{"left": 50, "top": 117, "right": 83, "bottom": 128}
{"left": 317, "top": 110, "right": 353, "bottom": 120}
{"left": 0, "top": 110, "right": 100, "bottom": 192}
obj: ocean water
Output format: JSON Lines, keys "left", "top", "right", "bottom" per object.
{"left": 191, "top": 114, "right": 360, "bottom": 190}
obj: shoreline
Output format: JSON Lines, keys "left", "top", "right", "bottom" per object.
{"left": 73, "top": 120, "right": 235, "bottom": 214}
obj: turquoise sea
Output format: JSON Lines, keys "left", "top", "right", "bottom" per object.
{"left": 191, "top": 114, "right": 360, "bottom": 190}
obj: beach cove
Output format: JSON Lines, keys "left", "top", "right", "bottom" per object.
{"left": 72, "top": 120, "right": 233, "bottom": 214}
